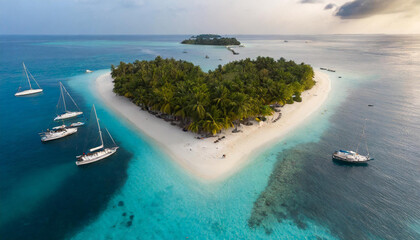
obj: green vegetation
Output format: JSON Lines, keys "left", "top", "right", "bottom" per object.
{"left": 111, "top": 56, "right": 315, "bottom": 135}
{"left": 181, "top": 34, "right": 240, "bottom": 46}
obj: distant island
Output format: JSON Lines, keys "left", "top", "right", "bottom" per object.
{"left": 181, "top": 34, "right": 241, "bottom": 46}
{"left": 111, "top": 56, "right": 314, "bottom": 135}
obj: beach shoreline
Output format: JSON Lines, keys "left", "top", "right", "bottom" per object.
{"left": 95, "top": 71, "right": 331, "bottom": 181}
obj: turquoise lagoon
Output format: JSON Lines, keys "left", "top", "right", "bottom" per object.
{"left": 0, "top": 35, "right": 419, "bottom": 239}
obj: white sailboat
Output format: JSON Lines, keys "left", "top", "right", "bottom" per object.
{"left": 76, "top": 105, "right": 118, "bottom": 166}
{"left": 15, "top": 62, "right": 43, "bottom": 96}
{"left": 54, "top": 82, "right": 83, "bottom": 121}
{"left": 332, "top": 119, "right": 374, "bottom": 164}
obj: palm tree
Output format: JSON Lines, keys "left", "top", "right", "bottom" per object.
{"left": 189, "top": 84, "right": 209, "bottom": 120}
{"left": 228, "top": 92, "right": 250, "bottom": 130}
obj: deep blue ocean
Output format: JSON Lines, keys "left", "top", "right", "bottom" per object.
{"left": 1, "top": 35, "right": 419, "bottom": 240}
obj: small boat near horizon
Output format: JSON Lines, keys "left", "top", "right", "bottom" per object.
{"left": 332, "top": 119, "right": 374, "bottom": 164}
{"left": 54, "top": 82, "right": 83, "bottom": 121}
{"left": 85, "top": 69, "right": 93, "bottom": 73}
{"left": 76, "top": 105, "right": 118, "bottom": 166}
{"left": 15, "top": 62, "right": 43, "bottom": 97}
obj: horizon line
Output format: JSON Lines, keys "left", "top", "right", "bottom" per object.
{"left": 1, "top": 33, "right": 420, "bottom": 36}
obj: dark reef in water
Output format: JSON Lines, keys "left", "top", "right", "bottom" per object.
{"left": 248, "top": 139, "right": 420, "bottom": 239}
{"left": 248, "top": 149, "right": 307, "bottom": 233}
{"left": 247, "top": 77, "right": 420, "bottom": 239}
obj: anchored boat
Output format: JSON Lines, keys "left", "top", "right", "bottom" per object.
{"left": 51, "top": 122, "right": 85, "bottom": 130}
{"left": 40, "top": 120, "right": 84, "bottom": 142}
{"left": 76, "top": 105, "right": 118, "bottom": 166}
{"left": 40, "top": 127, "right": 77, "bottom": 142}
{"left": 15, "top": 62, "right": 43, "bottom": 96}
{"left": 54, "top": 82, "right": 83, "bottom": 121}
{"left": 332, "top": 119, "right": 374, "bottom": 164}
{"left": 332, "top": 150, "right": 373, "bottom": 164}
{"left": 70, "top": 122, "right": 85, "bottom": 127}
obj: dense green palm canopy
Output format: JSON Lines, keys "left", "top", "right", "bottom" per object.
{"left": 112, "top": 56, "right": 315, "bottom": 135}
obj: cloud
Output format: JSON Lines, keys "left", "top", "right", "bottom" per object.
{"left": 335, "top": 0, "right": 420, "bottom": 19}
{"left": 299, "top": 0, "right": 323, "bottom": 3}
{"left": 324, "top": 3, "right": 336, "bottom": 10}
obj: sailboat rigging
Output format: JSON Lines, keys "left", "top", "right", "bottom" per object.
{"left": 76, "top": 105, "right": 118, "bottom": 166}
{"left": 15, "top": 62, "right": 43, "bottom": 96}
{"left": 54, "top": 82, "right": 83, "bottom": 121}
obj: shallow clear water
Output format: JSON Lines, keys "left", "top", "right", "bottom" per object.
{"left": 0, "top": 35, "right": 419, "bottom": 239}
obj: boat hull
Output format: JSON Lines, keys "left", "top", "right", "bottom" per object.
{"left": 76, "top": 147, "right": 119, "bottom": 166}
{"left": 332, "top": 151, "right": 372, "bottom": 164}
{"left": 54, "top": 112, "right": 83, "bottom": 121}
{"left": 41, "top": 128, "right": 78, "bottom": 142}
{"left": 15, "top": 89, "right": 43, "bottom": 96}
{"left": 332, "top": 155, "right": 369, "bottom": 165}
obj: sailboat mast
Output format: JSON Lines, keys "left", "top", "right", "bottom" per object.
{"left": 93, "top": 105, "right": 104, "bottom": 147}
{"left": 60, "top": 82, "right": 67, "bottom": 112}
{"left": 23, "top": 62, "right": 32, "bottom": 89}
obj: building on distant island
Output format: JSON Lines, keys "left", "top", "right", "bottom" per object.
{"left": 181, "top": 34, "right": 240, "bottom": 46}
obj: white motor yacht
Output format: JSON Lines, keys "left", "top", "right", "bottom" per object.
{"left": 40, "top": 127, "right": 77, "bottom": 142}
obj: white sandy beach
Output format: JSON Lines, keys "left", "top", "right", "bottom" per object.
{"left": 96, "top": 71, "right": 331, "bottom": 181}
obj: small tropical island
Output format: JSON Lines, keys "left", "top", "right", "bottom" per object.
{"left": 97, "top": 56, "right": 330, "bottom": 180}
{"left": 181, "top": 34, "right": 241, "bottom": 46}
{"left": 111, "top": 56, "right": 315, "bottom": 135}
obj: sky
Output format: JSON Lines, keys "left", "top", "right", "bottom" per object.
{"left": 0, "top": 0, "right": 419, "bottom": 34}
